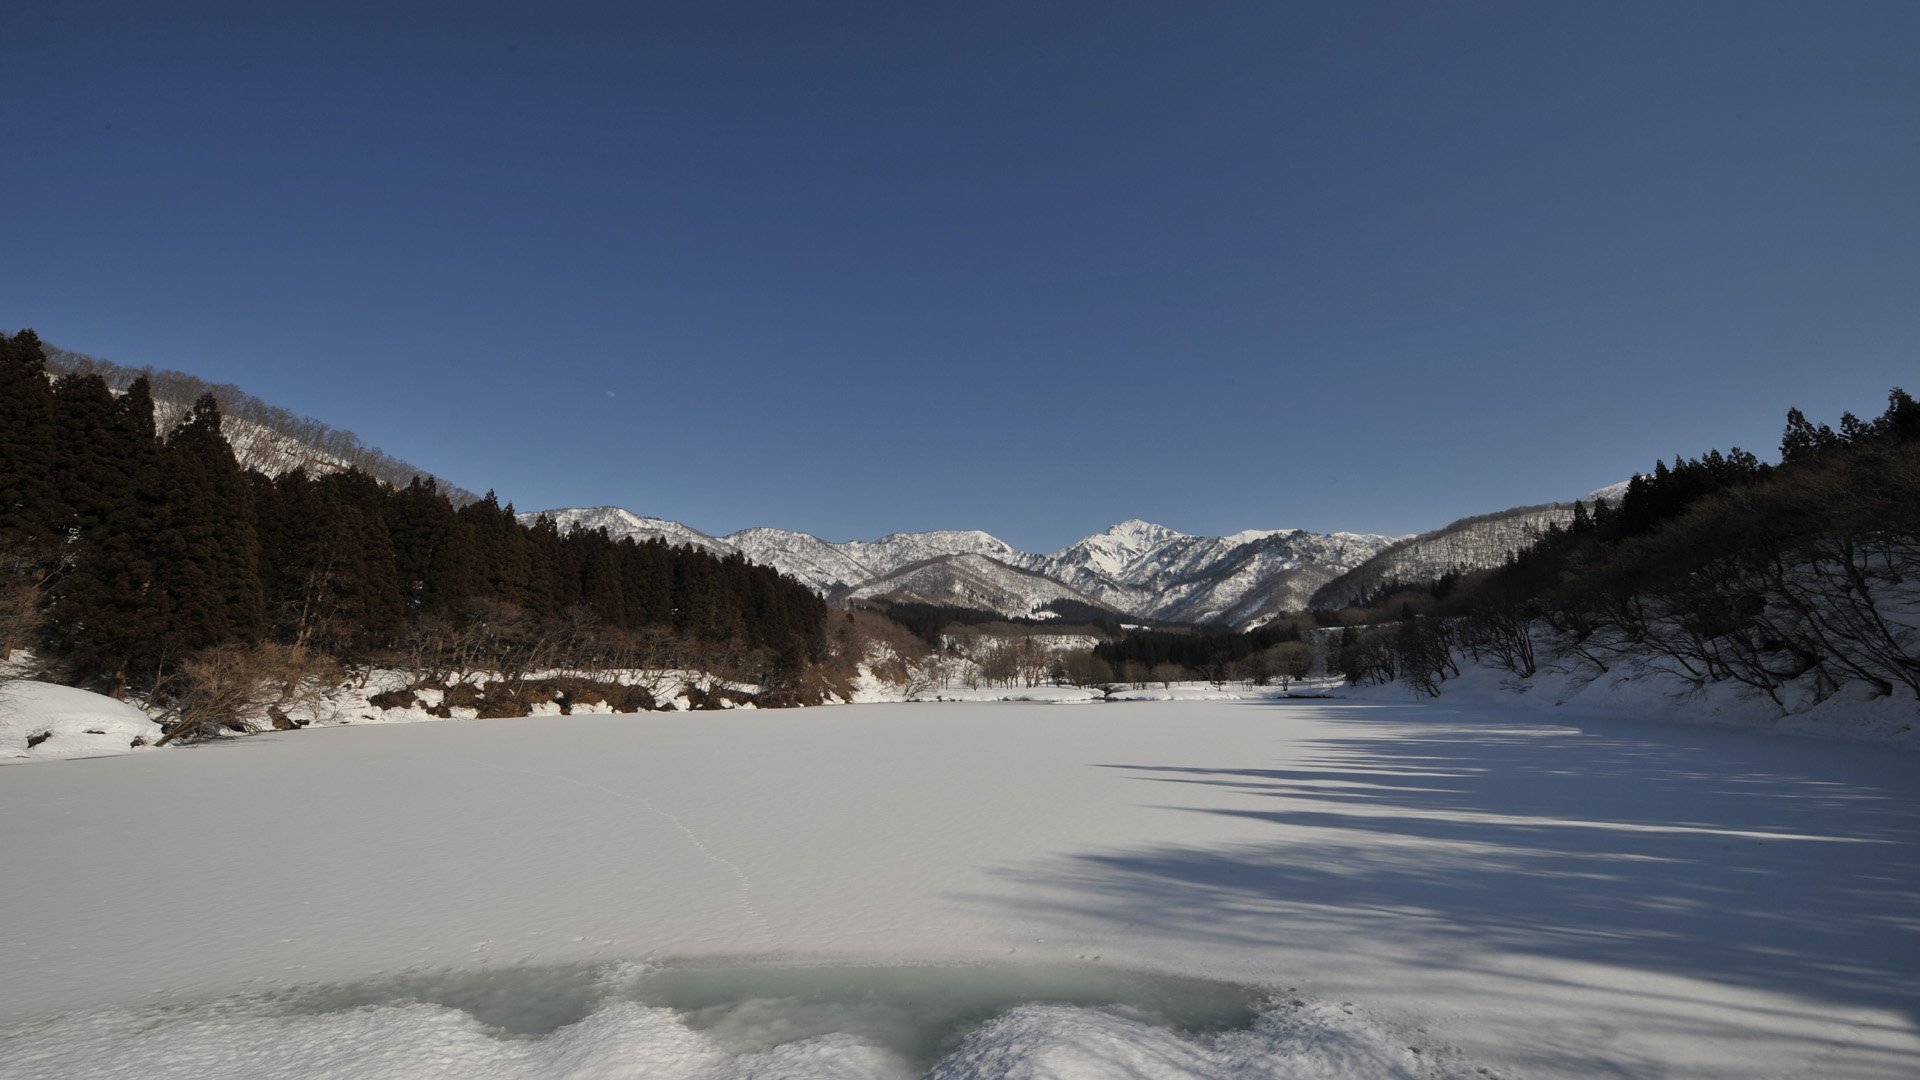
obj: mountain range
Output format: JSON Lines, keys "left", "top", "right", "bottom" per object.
{"left": 527, "top": 485, "right": 1630, "bottom": 628}
{"left": 35, "top": 339, "right": 1604, "bottom": 630}
{"left": 524, "top": 508, "right": 1402, "bottom": 628}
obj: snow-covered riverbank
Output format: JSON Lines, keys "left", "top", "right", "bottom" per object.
{"left": 3, "top": 698, "right": 1916, "bottom": 1078}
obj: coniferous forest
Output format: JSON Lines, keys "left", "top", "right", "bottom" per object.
{"left": 1329, "top": 388, "right": 1920, "bottom": 703}
{"left": 0, "top": 329, "right": 828, "bottom": 733}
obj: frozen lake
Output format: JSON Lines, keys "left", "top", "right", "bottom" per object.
{"left": 3, "top": 698, "right": 1916, "bottom": 1078}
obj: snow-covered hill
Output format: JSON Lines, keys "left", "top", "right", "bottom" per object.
{"left": 525, "top": 509, "right": 1400, "bottom": 628}
{"left": 844, "top": 553, "right": 1116, "bottom": 617}
{"left": 44, "top": 345, "right": 474, "bottom": 500}
{"left": 149, "top": 399, "right": 357, "bottom": 482}
{"left": 1308, "top": 502, "right": 1578, "bottom": 610}
{"left": 1307, "top": 482, "right": 1633, "bottom": 611}
{"left": 533, "top": 506, "right": 737, "bottom": 557}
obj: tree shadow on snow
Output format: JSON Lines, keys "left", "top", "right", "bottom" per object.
{"left": 984, "top": 703, "right": 1920, "bottom": 1046}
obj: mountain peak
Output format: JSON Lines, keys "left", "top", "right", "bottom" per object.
{"left": 1108, "top": 517, "right": 1179, "bottom": 534}
{"left": 1044, "top": 519, "right": 1186, "bottom": 574}
{"left": 1095, "top": 519, "right": 1186, "bottom": 548}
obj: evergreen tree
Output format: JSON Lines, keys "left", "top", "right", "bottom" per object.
{"left": 148, "top": 394, "right": 266, "bottom": 662}
{"left": 0, "top": 330, "right": 62, "bottom": 550}
{"left": 49, "top": 373, "right": 128, "bottom": 538}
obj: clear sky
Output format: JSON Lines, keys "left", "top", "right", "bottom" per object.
{"left": 5, "top": 2, "right": 1916, "bottom": 552}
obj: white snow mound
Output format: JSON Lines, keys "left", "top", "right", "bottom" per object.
{"left": 0, "top": 681, "right": 161, "bottom": 762}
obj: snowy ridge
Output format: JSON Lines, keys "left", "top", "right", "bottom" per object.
{"left": 844, "top": 553, "right": 1116, "bottom": 617}
{"left": 535, "top": 506, "right": 737, "bottom": 557}
{"left": 1309, "top": 502, "right": 1580, "bottom": 610}
{"left": 149, "top": 399, "right": 355, "bottom": 481}
{"left": 1310, "top": 485, "right": 1632, "bottom": 611}
{"left": 43, "top": 348, "right": 474, "bottom": 500}
{"left": 527, "top": 509, "right": 1401, "bottom": 628}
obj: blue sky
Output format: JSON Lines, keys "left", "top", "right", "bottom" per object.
{"left": 5, "top": 2, "right": 1916, "bottom": 551}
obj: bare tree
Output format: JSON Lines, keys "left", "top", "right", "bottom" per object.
{"left": 0, "top": 541, "right": 58, "bottom": 681}
{"left": 1059, "top": 649, "right": 1113, "bottom": 689}
{"left": 1267, "top": 641, "right": 1314, "bottom": 690}
{"left": 157, "top": 643, "right": 339, "bottom": 744}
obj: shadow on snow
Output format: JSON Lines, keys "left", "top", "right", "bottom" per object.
{"left": 983, "top": 702, "right": 1920, "bottom": 1043}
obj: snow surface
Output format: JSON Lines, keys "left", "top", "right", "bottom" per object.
{"left": 1341, "top": 653, "right": 1920, "bottom": 750}
{"left": 0, "top": 680, "right": 161, "bottom": 762}
{"left": 3, "top": 698, "right": 1915, "bottom": 1078}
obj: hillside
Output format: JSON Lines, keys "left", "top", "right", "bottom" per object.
{"left": 39, "top": 342, "right": 473, "bottom": 501}
{"left": 1309, "top": 502, "right": 1579, "bottom": 610}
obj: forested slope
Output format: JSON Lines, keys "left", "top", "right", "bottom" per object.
{"left": 1331, "top": 389, "right": 1920, "bottom": 710}
{"left": 0, "top": 330, "right": 829, "bottom": 737}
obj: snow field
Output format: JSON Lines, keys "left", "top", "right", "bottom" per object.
{"left": 1341, "top": 652, "right": 1920, "bottom": 749}
{"left": 2, "top": 698, "right": 1915, "bottom": 1078}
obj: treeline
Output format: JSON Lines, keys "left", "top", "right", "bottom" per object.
{"left": 1096, "top": 621, "right": 1300, "bottom": 672}
{"left": 1, "top": 329, "right": 829, "bottom": 732}
{"left": 35, "top": 338, "right": 477, "bottom": 503}
{"left": 875, "top": 599, "right": 1125, "bottom": 651}
{"left": 1091, "top": 620, "right": 1315, "bottom": 688}
{"left": 1332, "top": 389, "right": 1920, "bottom": 703}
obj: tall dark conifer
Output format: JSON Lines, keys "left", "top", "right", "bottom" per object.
{"left": 49, "top": 373, "right": 126, "bottom": 538}
{"left": 41, "top": 382, "right": 165, "bottom": 694}
{"left": 149, "top": 394, "right": 265, "bottom": 660}
{"left": 0, "top": 330, "right": 62, "bottom": 549}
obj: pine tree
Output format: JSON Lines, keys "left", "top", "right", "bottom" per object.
{"left": 256, "top": 470, "right": 406, "bottom": 657}
{"left": 49, "top": 373, "right": 127, "bottom": 538}
{"left": 0, "top": 330, "right": 62, "bottom": 550}
{"left": 41, "top": 406, "right": 167, "bottom": 695}
{"left": 148, "top": 394, "right": 266, "bottom": 663}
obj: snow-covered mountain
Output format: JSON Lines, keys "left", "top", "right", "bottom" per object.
{"left": 1028, "top": 520, "right": 1397, "bottom": 625}
{"left": 533, "top": 507, "right": 736, "bottom": 557}
{"left": 524, "top": 508, "right": 1400, "bottom": 627}
{"left": 844, "top": 553, "right": 1115, "bottom": 617}
{"left": 1306, "top": 483, "right": 1632, "bottom": 611}
{"left": 1308, "top": 502, "right": 1578, "bottom": 610}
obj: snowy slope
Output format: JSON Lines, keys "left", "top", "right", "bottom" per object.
{"left": 843, "top": 553, "right": 1119, "bottom": 617}
{"left": 45, "top": 349, "right": 472, "bottom": 499}
{"left": 153, "top": 400, "right": 359, "bottom": 480}
{"left": 530, "top": 506, "right": 737, "bottom": 556}
{"left": 1309, "top": 502, "right": 1578, "bottom": 610}
{"left": 0, "top": 681, "right": 162, "bottom": 762}
{"left": 724, "top": 527, "right": 879, "bottom": 591}
{"left": 1039, "top": 518, "right": 1189, "bottom": 581}
{"left": 729, "top": 528, "right": 1029, "bottom": 594}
